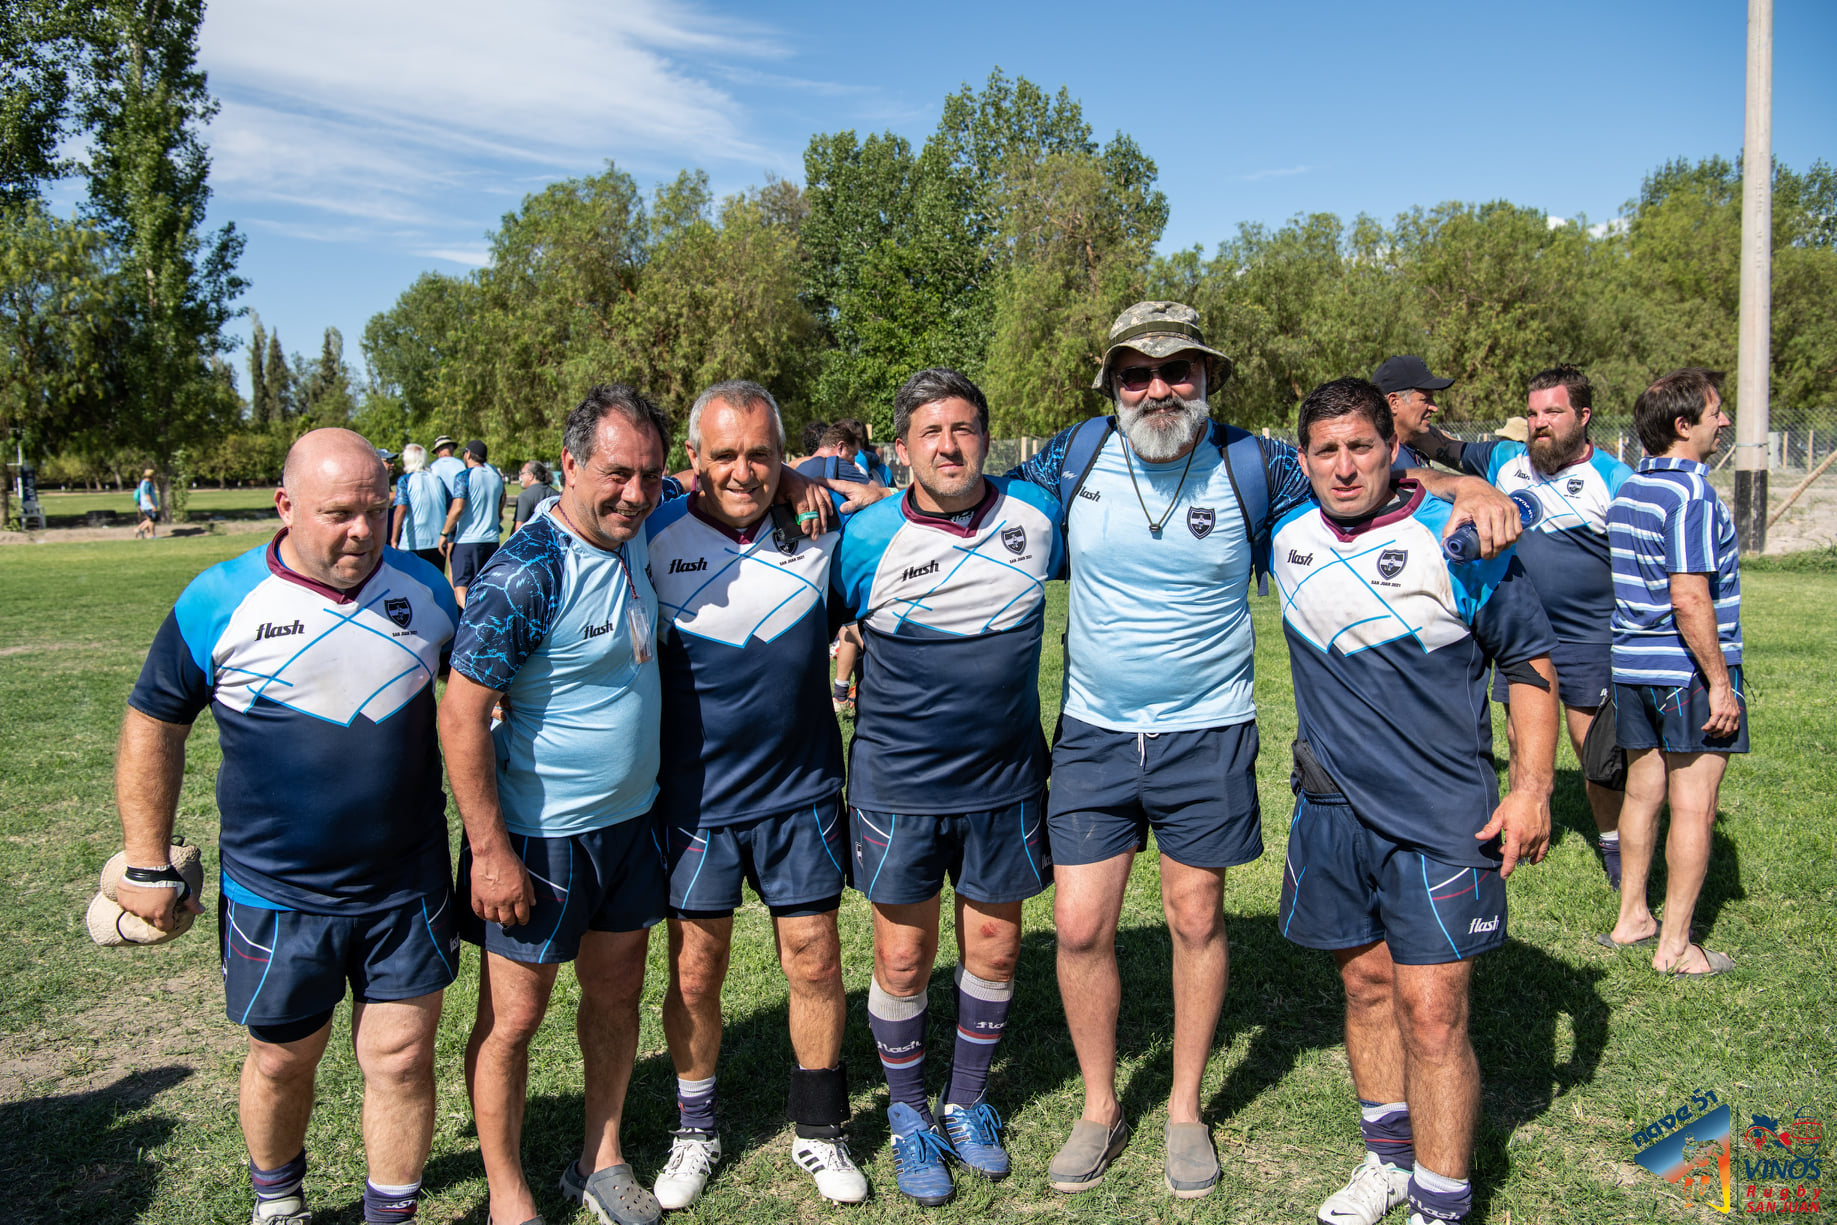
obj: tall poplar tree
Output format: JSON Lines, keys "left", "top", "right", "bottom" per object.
{"left": 247, "top": 311, "right": 268, "bottom": 424}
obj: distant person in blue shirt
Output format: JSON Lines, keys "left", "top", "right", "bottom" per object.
{"left": 796, "top": 424, "right": 873, "bottom": 712}
{"left": 115, "top": 428, "right": 459, "bottom": 1225}
{"left": 1602, "top": 368, "right": 1745, "bottom": 978}
{"left": 134, "top": 468, "right": 159, "bottom": 539}
{"left": 448, "top": 440, "right": 505, "bottom": 605}
{"left": 439, "top": 385, "right": 674, "bottom": 1225}
{"left": 1435, "top": 366, "right": 1636, "bottom": 890}
{"left": 391, "top": 443, "right": 454, "bottom": 573}
{"left": 1273, "top": 377, "right": 1556, "bottom": 1225}
{"left": 835, "top": 417, "right": 893, "bottom": 487}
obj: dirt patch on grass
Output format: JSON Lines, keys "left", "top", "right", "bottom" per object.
{"left": 0, "top": 968, "right": 239, "bottom": 1103}
{"left": 0, "top": 520, "right": 275, "bottom": 546}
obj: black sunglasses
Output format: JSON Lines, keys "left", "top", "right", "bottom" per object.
{"left": 1114, "top": 358, "right": 1195, "bottom": 391}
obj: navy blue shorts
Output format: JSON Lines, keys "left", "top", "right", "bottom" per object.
{"left": 850, "top": 792, "right": 1050, "bottom": 906}
{"left": 1614, "top": 666, "right": 1749, "bottom": 754}
{"left": 1277, "top": 792, "right": 1507, "bottom": 965}
{"left": 1492, "top": 640, "right": 1610, "bottom": 709}
{"left": 458, "top": 820, "right": 667, "bottom": 963}
{"left": 1046, "top": 717, "right": 1262, "bottom": 869}
{"left": 221, "top": 888, "right": 460, "bottom": 1030}
{"left": 450, "top": 541, "right": 499, "bottom": 588}
{"left": 411, "top": 546, "right": 446, "bottom": 574}
{"left": 664, "top": 799, "right": 849, "bottom": 918}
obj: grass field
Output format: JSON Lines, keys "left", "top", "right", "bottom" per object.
{"left": 1, "top": 534, "right": 1831, "bottom": 1224}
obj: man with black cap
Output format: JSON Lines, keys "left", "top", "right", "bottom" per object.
{"left": 1006, "top": 304, "right": 1521, "bottom": 1200}
{"left": 449, "top": 440, "right": 505, "bottom": 606}
{"left": 1372, "top": 356, "right": 1458, "bottom": 470}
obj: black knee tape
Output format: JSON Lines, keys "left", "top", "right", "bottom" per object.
{"left": 767, "top": 895, "right": 841, "bottom": 920}
{"left": 249, "top": 1008, "right": 335, "bottom": 1045}
{"left": 787, "top": 1062, "right": 849, "bottom": 1132}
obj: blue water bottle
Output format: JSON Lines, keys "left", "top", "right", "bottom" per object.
{"left": 1444, "top": 490, "right": 1542, "bottom": 563}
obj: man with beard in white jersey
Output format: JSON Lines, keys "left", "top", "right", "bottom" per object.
{"left": 1005, "top": 303, "right": 1525, "bottom": 1200}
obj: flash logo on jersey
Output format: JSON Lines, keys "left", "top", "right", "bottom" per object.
{"left": 899, "top": 559, "right": 940, "bottom": 582}
{"left": 668, "top": 557, "right": 708, "bottom": 574}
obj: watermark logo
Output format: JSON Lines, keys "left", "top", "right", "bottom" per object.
{"left": 1740, "top": 1109, "right": 1823, "bottom": 1215}
{"left": 1633, "top": 1088, "right": 1733, "bottom": 1213}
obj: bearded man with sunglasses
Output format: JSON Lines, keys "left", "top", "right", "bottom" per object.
{"left": 1006, "top": 302, "right": 1524, "bottom": 1200}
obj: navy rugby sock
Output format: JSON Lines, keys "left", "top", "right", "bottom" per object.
{"left": 1408, "top": 1163, "right": 1472, "bottom": 1223}
{"left": 362, "top": 1178, "right": 420, "bottom": 1223}
{"left": 868, "top": 979, "right": 931, "bottom": 1125}
{"left": 250, "top": 1150, "right": 306, "bottom": 1204}
{"left": 676, "top": 1073, "right": 717, "bottom": 1134}
{"left": 1358, "top": 1098, "right": 1415, "bottom": 1168}
{"left": 943, "top": 966, "right": 1012, "bottom": 1107}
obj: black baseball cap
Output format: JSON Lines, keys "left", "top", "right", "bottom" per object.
{"left": 1373, "top": 355, "right": 1453, "bottom": 396}
{"left": 464, "top": 439, "right": 488, "bottom": 462}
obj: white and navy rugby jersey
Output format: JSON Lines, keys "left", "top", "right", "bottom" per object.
{"left": 645, "top": 496, "right": 848, "bottom": 827}
{"left": 1608, "top": 457, "right": 1742, "bottom": 686}
{"left": 128, "top": 535, "right": 458, "bottom": 913}
{"left": 832, "top": 477, "right": 1064, "bottom": 813}
{"left": 455, "top": 465, "right": 505, "bottom": 545}
{"left": 394, "top": 470, "right": 452, "bottom": 552}
{"left": 1462, "top": 440, "right": 1631, "bottom": 645}
{"left": 1272, "top": 483, "right": 1557, "bottom": 866}
{"left": 1010, "top": 426, "right": 1311, "bottom": 733}
{"left": 450, "top": 513, "right": 662, "bottom": 837}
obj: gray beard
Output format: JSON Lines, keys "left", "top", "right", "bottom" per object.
{"left": 1118, "top": 392, "right": 1210, "bottom": 462}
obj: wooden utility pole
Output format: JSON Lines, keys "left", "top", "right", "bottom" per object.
{"left": 1733, "top": 0, "right": 1773, "bottom": 553}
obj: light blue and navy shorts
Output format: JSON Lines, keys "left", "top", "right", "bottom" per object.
{"left": 1277, "top": 791, "right": 1507, "bottom": 966}
{"left": 663, "top": 798, "right": 849, "bottom": 919}
{"left": 221, "top": 882, "right": 459, "bottom": 1043}
{"left": 1614, "top": 666, "right": 1750, "bottom": 755}
{"left": 849, "top": 791, "right": 1050, "bottom": 906}
{"left": 457, "top": 820, "right": 667, "bottom": 963}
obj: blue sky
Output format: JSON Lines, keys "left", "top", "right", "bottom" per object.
{"left": 186, "top": 0, "right": 1834, "bottom": 394}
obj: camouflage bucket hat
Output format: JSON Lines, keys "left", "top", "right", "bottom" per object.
{"left": 1092, "top": 301, "right": 1234, "bottom": 391}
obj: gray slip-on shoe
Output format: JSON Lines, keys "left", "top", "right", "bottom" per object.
{"left": 1049, "top": 1117, "right": 1131, "bottom": 1192}
{"left": 1164, "top": 1121, "right": 1220, "bottom": 1198}
{"left": 560, "top": 1160, "right": 660, "bottom": 1225}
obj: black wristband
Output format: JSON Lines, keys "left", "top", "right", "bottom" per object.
{"left": 124, "top": 864, "right": 187, "bottom": 886}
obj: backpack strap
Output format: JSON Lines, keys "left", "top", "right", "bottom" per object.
{"left": 1056, "top": 415, "right": 1116, "bottom": 546}
{"left": 1215, "top": 421, "right": 1274, "bottom": 596}
{"left": 824, "top": 455, "right": 840, "bottom": 481}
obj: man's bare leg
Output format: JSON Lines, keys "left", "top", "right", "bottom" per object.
{"left": 575, "top": 928, "right": 652, "bottom": 1175}
{"left": 1159, "top": 856, "right": 1228, "bottom": 1124}
{"left": 1608, "top": 748, "right": 1667, "bottom": 945}
{"left": 1651, "top": 751, "right": 1728, "bottom": 973}
{"left": 1334, "top": 942, "right": 1405, "bottom": 1104}
{"left": 1392, "top": 960, "right": 1478, "bottom": 1180}
{"left": 1052, "top": 853, "right": 1132, "bottom": 1126}
{"left": 351, "top": 992, "right": 443, "bottom": 1186}
{"left": 1564, "top": 705, "right": 1624, "bottom": 836}
{"left": 776, "top": 912, "right": 846, "bottom": 1069}
{"left": 662, "top": 917, "right": 732, "bottom": 1082}
{"left": 241, "top": 1021, "right": 334, "bottom": 1169}
{"left": 465, "top": 951, "right": 560, "bottom": 1225}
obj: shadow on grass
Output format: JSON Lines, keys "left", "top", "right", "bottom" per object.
{"left": 1, "top": 1065, "right": 192, "bottom": 1222}
{"left": 1634, "top": 818, "right": 1746, "bottom": 938}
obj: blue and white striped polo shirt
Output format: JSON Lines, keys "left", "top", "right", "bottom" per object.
{"left": 1608, "top": 457, "right": 1742, "bottom": 685}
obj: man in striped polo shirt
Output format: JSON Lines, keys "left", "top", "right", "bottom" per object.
{"left": 1603, "top": 368, "right": 1746, "bottom": 977}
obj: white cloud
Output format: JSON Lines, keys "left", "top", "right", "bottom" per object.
{"left": 1240, "top": 164, "right": 1310, "bottom": 182}
{"left": 198, "top": 0, "right": 804, "bottom": 250}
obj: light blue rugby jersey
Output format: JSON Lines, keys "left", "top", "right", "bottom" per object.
{"left": 1607, "top": 457, "right": 1742, "bottom": 686}
{"left": 1272, "top": 483, "right": 1556, "bottom": 865}
{"left": 1011, "top": 426, "right": 1309, "bottom": 733}
{"left": 1462, "top": 441, "right": 1632, "bottom": 645}
{"left": 455, "top": 464, "right": 506, "bottom": 544}
{"left": 429, "top": 454, "right": 467, "bottom": 500}
{"left": 395, "top": 470, "right": 452, "bottom": 551}
{"left": 450, "top": 513, "right": 662, "bottom": 836}
{"left": 832, "top": 477, "right": 1063, "bottom": 813}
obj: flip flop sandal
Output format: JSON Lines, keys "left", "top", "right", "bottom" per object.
{"left": 1595, "top": 931, "right": 1658, "bottom": 949}
{"left": 1660, "top": 944, "right": 1735, "bottom": 978}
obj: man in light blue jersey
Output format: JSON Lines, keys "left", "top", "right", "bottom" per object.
{"left": 439, "top": 385, "right": 672, "bottom": 1225}
{"left": 1426, "top": 366, "right": 1636, "bottom": 890}
{"left": 833, "top": 369, "right": 1062, "bottom": 1206}
{"left": 1603, "top": 368, "right": 1745, "bottom": 977}
{"left": 117, "top": 428, "right": 460, "bottom": 1225}
{"left": 449, "top": 440, "right": 506, "bottom": 605}
{"left": 391, "top": 443, "right": 454, "bottom": 574}
{"left": 1006, "top": 303, "right": 1523, "bottom": 1199}
{"left": 1274, "top": 379, "right": 1556, "bottom": 1225}
{"left": 134, "top": 466, "right": 160, "bottom": 538}
{"left": 645, "top": 381, "right": 867, "bottom": 1208}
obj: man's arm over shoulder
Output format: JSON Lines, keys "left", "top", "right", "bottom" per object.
{"left": 1004, "top": 421, "right": 1086, "bottom": 501}
{"left": 449, "top": 526, "right": 564, "bottom": 692}
{"left": 1257, "top": 436, "right": 1314, "bottom": 522}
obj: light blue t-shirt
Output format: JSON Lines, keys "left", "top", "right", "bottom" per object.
{"left": 448, "top": 515, "right": 662, "bottom": 836}
{"left": 429, "top": 454, "right": 467, "bottom": 501}
{"left": 455, "top": 464, "right": 505, "bottom": 544}
{"left": 136, "top": 478, "right": 158, "bottom": 511}
{"left": 395, "top": 470, "right": 452, "bottom": 552}
{"left": 1063, "top": 434, "right": 1258, "bottom": 732}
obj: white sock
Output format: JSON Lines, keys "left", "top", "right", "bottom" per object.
{"left": 1599, "top": 831, "right": 1620, "bottom": 845}
{"left": 1413, "top": 1163, "right": 1469, "bottom": 1194}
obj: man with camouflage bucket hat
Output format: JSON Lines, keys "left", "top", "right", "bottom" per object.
{"left": 1005, "top": 301, "right": 1522, "bottom": 1200}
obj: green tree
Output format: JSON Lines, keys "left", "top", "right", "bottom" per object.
{"left": 246, "top": 310, "right": 267, "bottom": 423}
{"left": 0, "top": 0, "right": 91, "bottom": 204}
{"left": 77, "top": 0, "right": 244, "bottom": 519}
{"left": 299, "top": 325, "right": 355, "bottom": 424}
{"left": 362, "top": 270, "right": 475, "bottom": 431}
{"left": 263, "top": 328, "right": 291, "bottom": 420}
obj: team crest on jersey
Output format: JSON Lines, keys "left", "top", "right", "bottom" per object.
{"left": 1377, "top": 548, "right": 1408, "bottom": 579}
{"left": 1187, "top": 507, "right": 1215, "bottom": 539}
{"left": 1001, "top": 525, "right": 1026, "bottom": 555}
{"left": 1567, "top": 477, "right": 1585, "bottom": 495}
{"left": 385, "top": 597, "right": 413, "bottom": 629}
